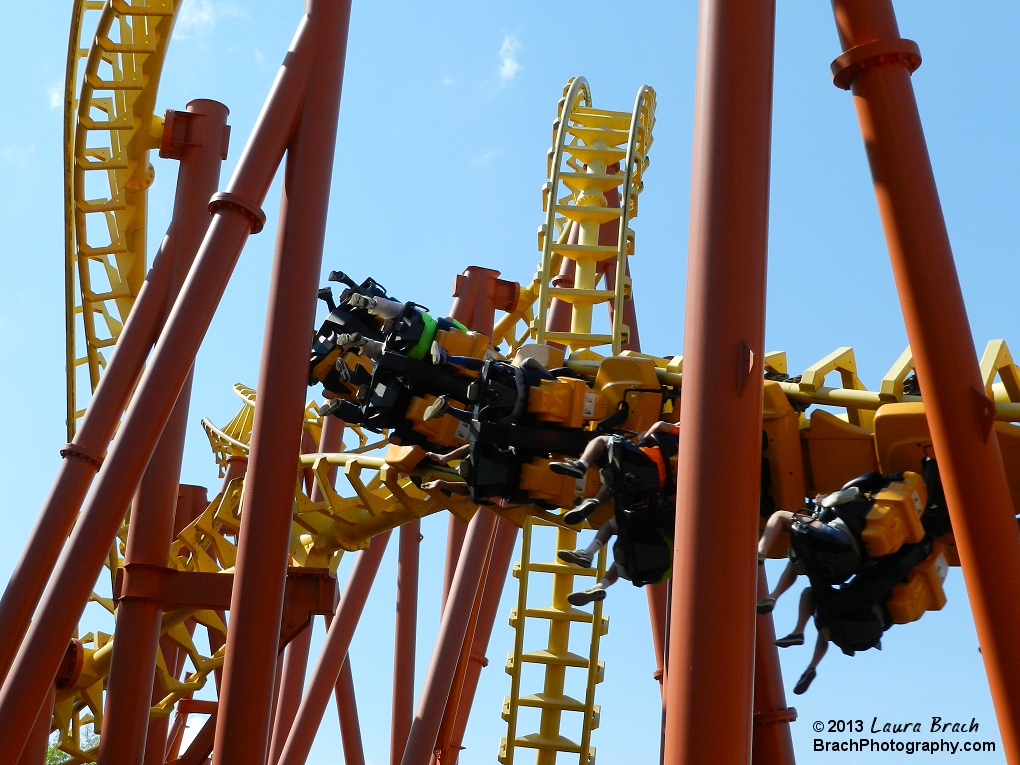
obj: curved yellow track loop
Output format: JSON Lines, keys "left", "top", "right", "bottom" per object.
{"left": 64, "top": 0, "right": 182, "bottom": 438}
{"left": 528, "top": 78, "right": 655, "bottom": 357}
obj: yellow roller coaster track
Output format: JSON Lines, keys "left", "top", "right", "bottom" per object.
{"left": 63, "top": 0, "right": 183, "bottom": 439}
{"left": 499, "top": 79, "right": 657, "bottom": 765}
{"left": 532, "top": 77, "right": 655, "bottom": 357}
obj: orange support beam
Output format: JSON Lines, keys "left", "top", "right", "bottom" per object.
{"left": 211, "top": 1, "right": 353, "bottom": 761}
{"left": 662, "top": 0, "right": 777, "bottom": 764}
{"left": 98, "top": 98, "right": 230, "bottom": 765}
{"left": 275, "top": 533, "right": 392, "bottom": 765}
{"left": 392, "top": 520, "right": 421, "bottom": 765}
{"left": 399, "top": 510, "right": 498, "bottom": 765}
{"left": 830, "top": 0, "right": 1020, "bottom": 758}
{"left": 752, "top": 568, "right": 797, "bottom": 764}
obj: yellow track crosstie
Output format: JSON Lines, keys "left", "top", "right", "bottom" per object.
{"left": 64, "top": 0, "right": 183, "bottom": 438}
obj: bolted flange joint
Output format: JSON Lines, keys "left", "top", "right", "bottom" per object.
{"left": 208, "top": 191, "right": 267, "bottom": 234}
{"left": 831, "top": 38, "right": 921, "bottom": 90}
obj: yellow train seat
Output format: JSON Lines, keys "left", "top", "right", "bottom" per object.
{"left": 861, "top": 471, "right": 927, "bottom": 558}
{"left": 405, "top": 394, "right": 470, "bottom": 447}
{"left": 887, "top": 541, "right": 949, "bottom": 624}
{"left": 527, "top": 377, "right": 608, "bottom": 429}
{"left": 595, "top": 356, "right": 663, "bottom": 435}
{"left": 519, "top": 458, "right": 600, "bottom": 507}
{"left": 762, "top": 381, "right": 806, "bottom": 512}
{"left": 801, "top": 409, "right": 878, "bottom": 494}
{"left": 434, "top": 327, "right": 491, "bottom": 359}
{"left": 873, "top": 402, "right": 931, "bottom": 475}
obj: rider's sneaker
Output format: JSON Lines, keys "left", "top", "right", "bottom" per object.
{"left": 567, "top": 586, "right": 607, "bottom": 607}
{"left": 793, "top": 667, "right": 817, "bottom": 695}
{"left": 430, "top": 341, "right": 448, "bottom": 366}
{"left": 347, "top": 294, "right": 377, "bottom": 310}
{"left": 775, "top": 632, "right": 804, "bottom": 648}
{"left": 550, "top": 459, "right": 587, "bottom": 479}
{"left": 557, "top": 548, "right": 594, "bottom": 568}
{"left": 563, "top": 498, "right": 600, "bottom": 526}
{"left": 334, "top": 358, "right": 352, "bottom": 383}
{"left": 318, "top": 399, "right": 343, "bottom": 418}
{"left": 336, "top": 332, "right": 364, "bottom": 347}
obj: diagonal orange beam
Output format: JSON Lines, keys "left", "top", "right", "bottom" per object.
{"left": 830, "top": 1, "right": 1020, "bottom": 759}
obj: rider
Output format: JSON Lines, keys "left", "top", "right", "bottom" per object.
{"left": 334, "top": 294, "right": 467, "bottom": 361}
{"left": 552, "top": 420, "right": 680, "bottom": 605}
{"left": 550, "top": 420, "right": 680, "bottom": 525}
{"left": 422, "top": 343, "right": 559, "bottom": 423}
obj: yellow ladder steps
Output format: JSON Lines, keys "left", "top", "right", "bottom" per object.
{"left": 500, "top": 517, "right": 608, "bottom": 765}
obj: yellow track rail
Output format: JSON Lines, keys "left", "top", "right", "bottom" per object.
{"left": 64, "top": 0, "right": 183, "bottom": 438}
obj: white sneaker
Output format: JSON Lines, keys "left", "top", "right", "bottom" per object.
{"left": 336, "top": 332, "right": 365, "bottom": 348}
{"left": 423, "top": 395, "right": 449, "bottom": 422}
{"left": 430, "top": 341, "right": 448, "bottom": 366}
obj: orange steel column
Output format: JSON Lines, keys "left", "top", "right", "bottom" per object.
{"left": 143, "top": 486, "right": 209, "bottom": 765}
{"left": 16, "top": 685, "right": 53, "bottom": 765}
{"left": 751, "top": 568, "right": 796, "bottom": 764}
{"left": 444, "top": 518, "right": 520, "bottom": 761}
{"left": 268, "top": 410, "right": 346, "bottom": 765}
{"left": 662, "top": 0, "right": 776, "bottom": 763}
{"left": 441, "top": 519, "right": 468, "bottom": 614}
{"left": 391, "top": 519, "right": 421, "bottom": 765}
{"left": 449, "top": 267, "right": 519, "bottom": 339}
{"left": 431, "top": 531, "right": 497, "bottom": 765}
{"left": 440, "top": 270, "right": 514, "bottom": 617}
{"left": 268, "top": 627, "right": 314, "bottom": 765}
{"left": 595, "top": 165, "right": 642, "bottom": 352}
{"left": 319, "top": 416, "right": 368, "bottom": 765}
{"left": 211, "top": 0, "right": 353, "bottom": 755}
{"left": 830, "top": 1, "right": 1020, "bottom": 757}
{"left": 399, "top": 509, "right": 498, "bottom": 765}
{"left": 545, "top": 223, "right": 579, "bottom": 349}
{"left": 98, "top": 99, "right": 230, "bottom": 765}
{"left": 334, "top": 657, "right": 366, "bottom": 765}
{"left": 645, "top": 582, "right": 668, "bottom": 699}
{"left": 0, "top": 5, "right": 319, "bottom": 758}
{"left": 276, "top": 532, "right": 392, "bottom": 765}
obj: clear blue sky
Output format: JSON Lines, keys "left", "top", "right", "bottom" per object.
{"left": 1, "top": 1, "right": 1018, "bottom": 763}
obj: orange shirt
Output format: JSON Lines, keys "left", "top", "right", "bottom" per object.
{"left": 638, "top": 422, "right": 680, "bottom": 487}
